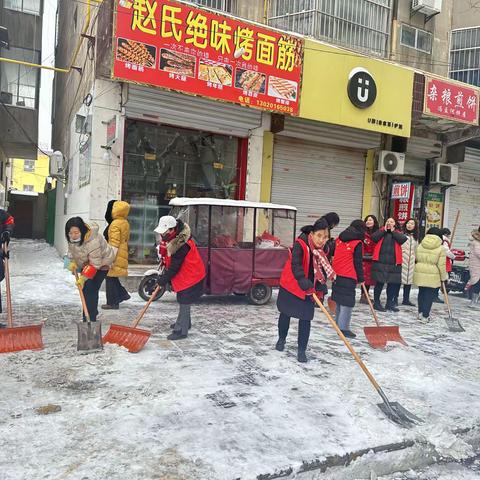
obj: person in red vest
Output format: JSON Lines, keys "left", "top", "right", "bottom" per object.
{"left": 360, "top": 215, "right": 379, "bottom": 304}
{"left": 154, "top": 216, "right": 206, "bottom": 341}
{"left": 0, "top": 208, "right": 14, "bottom": 328}
{"left": 331, "top": 220, "right": 366, "bottom": 338}
{"left": 371, "top": 218, "right": 407, "bottom": 312}
{"left": 275, "top": 218, "right": 335, "bottom": 363}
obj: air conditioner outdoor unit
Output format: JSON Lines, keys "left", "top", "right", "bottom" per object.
{"left": 412, "top": 0, "right": 442, "bottom": 16}
{"left": 49, "top": 151, "right": 66, "bottom": 178}
{"left": 431, "top": 163, "right": 458, "bottom": 186}
{"left": 375, "top": 151, "right": 405, "bottom": 175}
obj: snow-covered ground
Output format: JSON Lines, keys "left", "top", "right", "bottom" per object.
{"left": 1, "top": 240, "right": 480, "bottom": 479}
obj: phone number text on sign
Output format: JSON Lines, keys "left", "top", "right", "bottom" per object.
{"left": 113, "top": 0, "right": 304, "bottom": 115}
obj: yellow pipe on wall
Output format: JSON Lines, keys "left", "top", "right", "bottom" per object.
{"left": 260, "top": 131, "right": 274, "bottom": 203}
{"left": 362, "top": 149, "right": 375, "bottom": 219}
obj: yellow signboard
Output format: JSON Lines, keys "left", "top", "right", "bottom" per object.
{"left": 300, "top": 40, "right": 414, "bottom": 137}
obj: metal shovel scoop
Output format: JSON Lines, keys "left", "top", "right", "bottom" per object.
{"left": 74, "top": 272, "right": 103, "bottom": 352}
{"left": 442, "top": 283, "right": 465, "bottom": 333}
{"left": 313, "top": 293, "right": 421, "bottom": 428}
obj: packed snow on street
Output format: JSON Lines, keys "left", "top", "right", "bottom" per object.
{"left": 1, "top": 240, "right": 480, "bottom": 479}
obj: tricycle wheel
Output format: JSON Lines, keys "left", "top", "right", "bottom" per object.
{"left": 138, "top": 275, "right": 165, "bottom": 302}
{"left": 248, "top": 284, "right": 272, "bottom": 305}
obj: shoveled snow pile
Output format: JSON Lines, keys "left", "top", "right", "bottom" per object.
{"left": 0, "top": 240, "right": 480, "bottom": 479}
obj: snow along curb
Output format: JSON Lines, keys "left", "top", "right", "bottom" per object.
{"left": 251, "top": 425, "right": 480, "bottom": 480}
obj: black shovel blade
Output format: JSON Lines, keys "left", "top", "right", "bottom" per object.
{"left": 377, "top": 401, "right": 422, "bottom": 428}
{"left": 76, "top": 321, "right": 103, "bottom": 352}
{"left": 445, "top": 316, "right": 465, "bottom": 333}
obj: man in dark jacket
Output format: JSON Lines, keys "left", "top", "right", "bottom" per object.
{"left": 332, "top": 220, "right": 366, "bottom": 338}
{"left": 155, "top": 216, "right": 205, "bottom": 340}
{"left": 0, "top": 208, "right": 14, "bottom": 327}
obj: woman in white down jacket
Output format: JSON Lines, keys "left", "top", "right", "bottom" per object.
{"left": 398, "top": 218, "right": 418, "bottom": 307}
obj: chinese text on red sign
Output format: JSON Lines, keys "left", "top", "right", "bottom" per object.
{"left": 112, "top": 0, "right": 304, "bottom": 115}
{"left": 424, "top": 77, "right": 479, "bottom": 125}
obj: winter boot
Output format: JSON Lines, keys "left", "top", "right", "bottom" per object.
{"left": 417, "top": 313, "right": 430, "bottom": 324}
{"left": 432, "top": 296, "right": 444, "bottom": 304}
{"left": 341, "top": 329, "right": 356, "bottom": 339}
{"left": 373, "top": 301, "right": 386, "bottom": 312}
{"left": 386, "top": 302, "right": 399, "bottom": 313}
{"left": 275, "top": 338, "right": 286, "bottom": 351}
{"left": 120, "top": 293, "right": 131, "bottom": 303}
{"left": 101, "top": 304, "right": 119, "bottom": 310}
{"left": 297, "top": 349, "right": 307, "bottom": 363}
{"left": 402, "top": 299, "right": 416, "bottom": 307}
{"left": 167, "top": 331, "right": 188, "bottom": 341}
{"left": 170, "top": 321, "right": 192, "bottom": 330}
{"left": 469, "top": 293, "right": 480, "bottom": 309}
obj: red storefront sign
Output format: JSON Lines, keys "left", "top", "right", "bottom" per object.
{"left": 393, "top": 183, "right": 414, "bottom": 224}
{"left": 391, "top": 182, "right": 411, "bottom": 200}
{"left": 424, "top": 76, "right": 479, "bottom": 125}
{"left": 112, "top": 0, "right": 304, "bottom": 115}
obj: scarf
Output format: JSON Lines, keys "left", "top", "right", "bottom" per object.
{"left": 308, "top": 235, "right": 335, "bottom": 285}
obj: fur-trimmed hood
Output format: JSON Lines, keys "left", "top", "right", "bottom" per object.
{"left": 167, "top": 221, "right": 191, "bottom": 256}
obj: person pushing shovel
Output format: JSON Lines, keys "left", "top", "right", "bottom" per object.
{"left": 0, "top": 208, "right": 14, "bottom": 329}
{"left": 154, "top": 216, "right": 206, "bottom": 341}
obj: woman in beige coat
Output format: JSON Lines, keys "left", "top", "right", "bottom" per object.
{"left": 413, "top": 227, "right": 447, "bottom": 323}
{"left": 65, "top": 217, "right": 116, "bottom": 322}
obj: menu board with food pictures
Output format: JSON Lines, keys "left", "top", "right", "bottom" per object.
{"left": 112, "top": 0, "right": 304, "bottom": 115}
{"left": 425, "top": 192, "right": 444, "bottom": 230}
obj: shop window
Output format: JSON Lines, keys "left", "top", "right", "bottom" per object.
{"left": 400, "top": 24, "right": 432, "bottom": 54}
{"left": 123, "top": 120, "right": 240, "bottom": 263}
{"left": 4, "top": 0, "right": 41, "bottom": 15}
{"left": 23, "top": 159, "right": 35, "bottom": 172}
{"left": 0, "top": 46, "right": 40, "bottom": 109}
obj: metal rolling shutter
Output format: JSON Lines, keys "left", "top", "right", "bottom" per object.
{"left": 448, "top": 148, "right": 480, "bottom": 252}
{"left": 271, "top": 136, "right": 366, "bottom": 230}
{"left": 125, "top": 85, "right": 262, "bottom": 137}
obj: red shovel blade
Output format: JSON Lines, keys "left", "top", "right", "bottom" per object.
{"left": 0, "top": 324, "right": 44, "bottom": 353}
{"left": 103, "top": 324, "right": 151, "bottom": 353}
{"left": 364, "top": 326, "right": 407, "bottom": 350}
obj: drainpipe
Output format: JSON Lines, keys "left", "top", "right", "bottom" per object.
{"left": 389, "top": 0, "right": 398, "bottom": 61}
{"left": 263, "top": 0, "right": 269, "bottom": 24}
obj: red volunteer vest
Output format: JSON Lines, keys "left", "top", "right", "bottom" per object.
{"left": 444, "top": 239, "right": 453, "bottom": 273}
{"left": 280, "top": 238, "right": 310, "bottom": 299}
{"left": 165, "top": 239, "right": 206, "bottom": 292}
{"left": 372, "top": 230, "right": 403, "bottom": 265}
{"left": 332, "top": 238, "right": 362, "bottom": 281}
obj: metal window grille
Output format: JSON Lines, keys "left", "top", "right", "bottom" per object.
{"left": 194, "top": 0, "right": 236, "bottom": 13}
{"left": 268, "top": 0, "right": 392, "bottom": 58}
{"left": 449, "top": 27, "right": 480, "bottom": 87}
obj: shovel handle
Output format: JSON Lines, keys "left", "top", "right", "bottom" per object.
{"left": 450, "top": 210, "right": 460, "bottom": 246}
{"left": 131, "top": 285, "right": 162, "bottom": 329}
{"left": 3, "top": 244, "right": 13, "bottom": 328}
{"left": 313, "top": 293, "right": 383, "bottom": 393}
{"left": 361, "top": 283, "right": 381, "bottom": 327}
{"left": 74, "top": 271, "right": 91, "bottom": 322}
{"left": 441, "top": 282, "right": 452, "bottom": 317}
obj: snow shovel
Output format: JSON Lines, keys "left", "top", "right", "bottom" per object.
{"left": 0, "top": 244, "right": 43, "bottom": 353}
{"left": 361, "top": 284, "right": 407, "bottom": 349}
{"left": 74, "top": 271, "right": 103, "bottom": 352}
{"left": 313, "top": 293, "right": 421, "bottom": 428}
{"left": 441, "top": 282, "right": 465, "bottom": 333}
{"left": 103, "top": 285, "right": 160, "bottom": 353}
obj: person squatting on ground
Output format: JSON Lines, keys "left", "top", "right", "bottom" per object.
{"left": 467, "top": 227, "right": 480, "bottom": 309}
{"left": 360, "top": 215, "right": 379, "bottom": 304}
{"left": 371, "top": 218, "right": 407, "bottom": 312}
{"left": 276, "top": 218, "right": 335, "bottom": 363}
{"left": 102, "top": 200, "right": 131, "bottom": 310}
{"left": 398, "top": 218, "right": 418, "bottom": 307}
{"left": 154, "top": 216, "right": 206, "bottom": 341}
{"left": 413, "top": 227, "right": 447, "bottom": 323}
{"left": 65, "top": 217, "right": 116, "bottom": 322}
{"left": 0, "top": 208, "right": 14, "bottom": 328}
{"left": 331, "top": 220, "right": 366, "bottom": 339}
